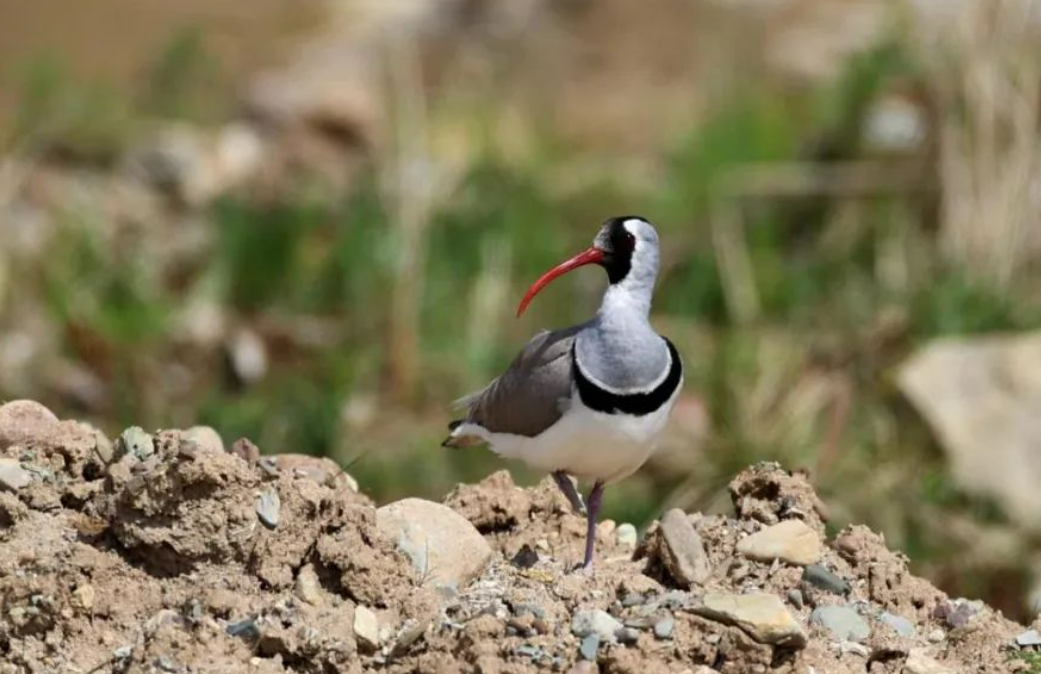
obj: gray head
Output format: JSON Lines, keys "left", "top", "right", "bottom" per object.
{"left": 516, "top": 215, "right": 662, "bottom": 316}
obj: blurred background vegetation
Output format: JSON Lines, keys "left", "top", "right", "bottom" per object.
{"left": 3, "top": 0, "right": 1041, "bottom": 621}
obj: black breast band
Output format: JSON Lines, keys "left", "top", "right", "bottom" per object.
{"left": 572, "top": 338, "right": 682, "bottom": 416}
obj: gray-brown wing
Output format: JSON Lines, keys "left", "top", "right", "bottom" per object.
{"left": 456, "top": 325, "right": 582, "bottom": 437}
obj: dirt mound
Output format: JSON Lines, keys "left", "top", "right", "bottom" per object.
{"left": 0, "top": 400, "right": 1036, "bottom": 673}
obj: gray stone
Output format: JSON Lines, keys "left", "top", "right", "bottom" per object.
{"left": 0, "top": 459, "right": 32, "bottom": 492}
{"left": 694, "top": 592, "right": 806, "bottom": 648}
{"left": 571, "top": 609, "right": 623, "bottom": 643}
{"left": 615, "top": 523, "right": 638, "bottom": 549}
{"left": 1016, "top": 629, "right": 1041, "bottom": 647}
{"left": 736, "top": 519, "right": 822, "bottom": 566}
{"left": 810, "top": 605, "right": 870, "bottom": 642}
{"left": 0, "top": 400, "right": 58, "bottom": 450}
{"left": 120, "top": 427, "right": 155, "bottom": 461}
{"left": 376, "top": 498, "right": 492, "bottom": 592}
{"left": 617, "top": 627, "right": 640, "bottom": 644}
{"left": 658, "top": 509, "right": 711, "bottom": 587}
{"left": 786, "top": 589, "right": 804, "bottom": 609}
{"left": 653, "top": 616, "right": 675, "bottom": 640}
{"left": 802, "top": 564, "right": 851, "bottom": 595}
{"left": 879, "top": 611, "right": 916, "bottom": 637}
{"left": 353, "top": 605, "right": 380, "bottom": 652}
{"left": 579, "top": 634, "right": 600, "bottom": 661}
{"left": 255, "top": 489, "right": 281, "bottom": 529}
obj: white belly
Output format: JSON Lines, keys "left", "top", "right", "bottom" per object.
{"left": 463, "top": 384, "right": 680, "bottom": 483}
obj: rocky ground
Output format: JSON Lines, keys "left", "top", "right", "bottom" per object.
{"left": 0, "top": 399, "right": 1038, "bottom": 674}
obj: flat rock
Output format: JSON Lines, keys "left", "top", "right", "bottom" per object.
{"left": 811, "top": 605, "right": 870, "bottom": 642}
{"left": 737, "top": 519, "right": 822, "bottom": 566}
{"left": 0, "top": 458, "right": 32, "bottom": 492}
{"left": 1016, "top": 629, "right": 1041, "bottom": 647}
{"left": 0, "top": 400, "right": 58, "bottom": 450}
{"left": 376, "top": 498, "right": 491, "bottom": 592}
{"left": 903, "top": 648, "right": 954, "bottom": 674}
{"left": 658, "top": 508, "right": 711, "bottom": 587}
{"left": 571, "top": 610, "right": 623, "bottom": 643}
{"left": 694, "top": 592, "right": 806, "bottom": 648}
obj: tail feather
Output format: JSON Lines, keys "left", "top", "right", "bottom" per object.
{"left": 441, "top": 420, "right": 488, "bottom": 449}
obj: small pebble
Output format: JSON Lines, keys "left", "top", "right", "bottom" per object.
{"left": 294, "top": 565, "right": 322, "bottom": 605}
{"left": 71, "top": 585, "right": 95, "bottom": 611}
{"left": 615, "top": 523, "right": 638, "bottom": 549}
{"left": 787, "top": 589, "right": 804, "bottom": 610}
{"left": 0, "top": 459, "right": 32, "bottom": 492}
{"left": 114, "top": 646, "right": 133, "bottom": 659}
{"left": 621, "top": 593, "right": 644, "bottom": 607}
{"left": 226, "top": 618, "right": 258, "bottom": 639}
{"left": 258, "top": 456, "right": 279, "bottom": 478}
{"left": 353, "top": 605, "right": 380, "bottom": 651}
{"left": 579, "top": 634, "right": 600, "bottom": 661}
{"left": 927, "top": 628, "right": 945, "bottom": 643}
{"left": 120, "top": 427, "right": 154, "bottom": 460}
{"left": 1016, "top": 629, "right": 1041, "bottom": 647}
{"left": 571, "top": 610, "right": 623, "bottom": 642}
{"left": 879, "top": 611, "right": 915, "bottom": 638}
{"left": 810, "top": 605, "right": 870, "bottom": 642}
{"left": 515, "top": 644, "right": 542, "bottom": 661}
{"left": 802, "top": 565, "right": 850, "bottom": 596}
{"left": 255, "top": 488, "right": 280, "bottom": 529}
{"left": 617, "top": 627, "right": 640, "bottom": 644}
{"left": 155, "top": 655, "right": 180, "bottom": 672}
{"left": 653, "top": 616, "right": 675, "bottom": 640}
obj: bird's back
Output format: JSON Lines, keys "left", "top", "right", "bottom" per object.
{"left": 443, "top": 324, "right": 584, "bottom": 444}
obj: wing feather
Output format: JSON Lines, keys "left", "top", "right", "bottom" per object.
{"left": 455, "top": 325, "right": 581, "bottom": 438}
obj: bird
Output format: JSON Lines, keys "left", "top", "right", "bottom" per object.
{"left": 442, "top": 216, "right": 683, "bottom": 573}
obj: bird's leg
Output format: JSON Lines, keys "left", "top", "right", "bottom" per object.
{"left": 551, "top": 471, "right": 586, "bottom": 515}
{"left": 582, "top": 480, "right": 605, "bottom": 575}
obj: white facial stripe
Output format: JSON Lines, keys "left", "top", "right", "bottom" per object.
{"left": 573, "top": 340, "right": 672, "bottom": 395}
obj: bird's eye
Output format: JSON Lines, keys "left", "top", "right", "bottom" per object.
{"left": 624, "top": 231, "right": 636, "bottom": 250}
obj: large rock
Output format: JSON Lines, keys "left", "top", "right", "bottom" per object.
{"left": 736, "top": 519, "right": 823, "bottom": 566}
{"left": 694, "top": 592, "right": 807, "bottom": 648}
{"left": 0, "top": 400, "right": 58, "bottom": 450}
{"left": 376, "top": 498, "right": 492, "bottom": 593}
{"left": 898, "top": 333, "right": 1041, "bottom": 528}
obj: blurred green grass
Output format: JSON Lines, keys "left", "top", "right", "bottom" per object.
{"left": 5, "top": 26, "right": 1041, "bottom": 619}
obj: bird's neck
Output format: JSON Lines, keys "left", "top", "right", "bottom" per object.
{"left": 597, "top": 280, "right": 653, "bottom": 325}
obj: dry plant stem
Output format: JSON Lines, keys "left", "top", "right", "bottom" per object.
{"left": 929, "top": 0, "right": 1041, "bottom": 288}
{"left": 710, "top": 161, "right": 924, "bottom": 324}
{"left": 383, "top": 32, "right": 433, "bottom": 405}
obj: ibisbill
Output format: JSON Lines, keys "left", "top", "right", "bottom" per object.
{"left": 443, "top": 216, "right": 683, "bottom": 573}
